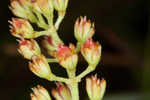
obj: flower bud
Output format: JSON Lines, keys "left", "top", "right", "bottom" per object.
{"left": 52, "top": 83, "right": 72, "bottom": 100}
{"left": 53, "top": 0, "right": 69, "bottom": 11}
{"left": 9, "top": 0, "right": 37, "bottom": 22}
{"left": 29, "top": 55, "right": 52, "bottom": 79}
{"left": 32, "top": 0, "right": 53, "bottom": 16}
{"left": 31, "top": 85, "right": 51, "bottom": 100}
{"left": 81, "top": 39, "right": 101, "bottom": 66}
{"left": 9, "top": 18, "right": 34, "bottom": 38}
{"left": 74, "top": 16, "right": 95, "bottom": 43}
{"left": 42, "top": 36, "right": 58, "bottom": 56}
{"left": 54, "top": 44, "right": 78, "bottom": 70}
{"left": 86, "top": 75, "right": 106, "bottom": 100}
{"left": 18, "top": 39, "right": 41, "bottom": 60}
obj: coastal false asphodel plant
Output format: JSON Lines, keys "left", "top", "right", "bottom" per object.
{"left": 9, "top": 0, "right": 106, "bottom": 100}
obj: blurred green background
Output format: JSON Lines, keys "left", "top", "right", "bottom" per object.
{"left": 0, "top": 0, "right": 150, "bottom": 100}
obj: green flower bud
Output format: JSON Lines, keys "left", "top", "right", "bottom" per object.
{"left": 74, "top": 16, "right": 95, "bottom": 43}
{"left": 9, "top": 0, "right": 37, "bottom": 22}
{"left": 29, "top": 55, "right": 52, "bottom": 79}
{"left": 53, "top": 0, "right": 69, "bottom": 11}
{"left": 32, "top": 0, "right": 54, "bottom": 16}
{"left": 81, "top": 39, "right": 101, "bottom": 66}
{"left": 86, "top": 75, "right": 106, "bottom": 100}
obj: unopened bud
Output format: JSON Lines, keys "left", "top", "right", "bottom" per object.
{"left": 31, "top": 85, "right": 51, "bottom": 100}
{"left": 52, "top": 83, "right": 71, "bottom": 100}
{"left": 53, "top": 0, "right": 69, "bottom": 12}
{"left": 18, "top": 39, "right": 41, "bottom": 60}
{"left": 86, "top": 75, "right": 106, "bottom": 100}
{"left": 9, "top": 18, "right": 34, "bottom": 38}
{"left": 29, "top": 55, "right": 52, "bottom": 79}
{"left": 74, "top": 16, "right": 95, "bottom": 43}
{"left": 42, "top": 36, "right": 58, "bottom": 56}
{"left": 81, "top": 39, "right": 101, "bottom": 66}
{"left": 9, "top": 0, "right": 37, "bottom": 22}
{"left": 54, "top": 44, "right": 78, "bottom": 70}
{"left": 32, "top": 0, "right": 53, "bottom": 16}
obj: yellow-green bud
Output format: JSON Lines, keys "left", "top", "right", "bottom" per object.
{"left": 31, "top": 0, "right": 53, "bottom": 16}
{"left": 29, "top": 55, "right": 52, "bottom": 79}
{"left": 52, "top": 83, "right": 71, "bottom": 100}
{"left": 81, "top": 39, "right": 101, "bottom": 66}
{"left": 86, "top": 75, "right": 106, "bottom": 100}
{"left": 18, "top": 39, "right": 41, "bottom": 60}
{"left": 9, "top": 0, "right": 37, "bottom": 22}
{"left": 31, "top": 85, "right": 51, "bottom": 100}
{"left": 74, "top": 16, "right": 95, "bottom": 43}
{"left": 53, "top": 0, "right": 69, "bottom": 11}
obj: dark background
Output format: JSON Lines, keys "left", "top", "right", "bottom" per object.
{"left": 0, "top": 0, "right": 150, "bottom": 100}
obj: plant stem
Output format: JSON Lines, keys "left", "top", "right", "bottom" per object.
{"left": 69, "top": 83, "right": 79, "bottom": 100}
{"left": 55, "top": 11, "right": 65, "bottom": 30}
{"left": 76, "top": 65, "right": 95, "bottom": 80}
{"left": 47, "top": 58, "right": 58, "bottom": 63}
{"left": 66, "top": 69, "right": 79, "bottom": 100}
{"left": 76, "top": 42, "right": 83, "bottom": 52}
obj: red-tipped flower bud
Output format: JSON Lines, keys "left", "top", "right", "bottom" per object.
{"left": 18, "top": 39, "right": 41, "bottom": 59}
{"left": 52, "top": 83, "right": 72, "bottom": 100}
{"left": 54, "top": 44, "right": 78, "bottom": 70}
{"left": 9, "top": 18, "right": 34, "bottom": 38}
{"left": 74, "top": 16, "right": 95, "bottom": 43}
{"left": 86, "top": 75, "right": 106, "bottom": 100}
{"left": 53, "top": 0, "right": 69, "bottom": 11}
{"left": 29, "top": 55, "right": 52, "bottom": 79}
{"left": 81, "top": 39, "right": 101, "bottom": 66}
{"left": 31, "top": 85, "right": 51, "bottom": 100}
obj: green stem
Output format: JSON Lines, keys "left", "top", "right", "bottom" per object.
{"left": 55, "top": 11, "right": 65, "bottom": 30}
{"left": 66, "top": 69, "right": 79, "bottom": 100}
{"left": 47, "top": 75, "right": 71, "bottom": 84}
{"left": 76, "top": 65, "right": 96, "bottom": 80}
{"left": 76, "top": 42, "right": 82, "bottom": 52}
{"left": 69, "top": 83, "right": 79, "bottom": 100}
{"left": 47, "top": 58, "right": 58, "bottom": 63}
{"left": 33, "top": 9, "right": 49, "bottom": 29}
{"left": 47, "top": 27, "right": 64, "bottom": 44}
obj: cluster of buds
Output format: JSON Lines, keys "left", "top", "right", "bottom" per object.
{"left": 9, "top": 0, "right": 107, "bottom": 100}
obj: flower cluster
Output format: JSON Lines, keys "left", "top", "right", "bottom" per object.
{"left": 9, "top": 0, "right": 106, "bottom": 100}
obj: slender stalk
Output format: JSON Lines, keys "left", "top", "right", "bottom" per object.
{"left": 76, "top": 42, "right": 82, "bottom": 52}
{"left": 47, "top": 58, "right": 58, "bottom": 63}
{"left": 66, "top": 69, "right": 79, "bottom": 100}
{"left": 55, "top": 11, "right": 65, "bottom": 30}
{"left": 76, "top": 65, "right": 95, "bottom": 80}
